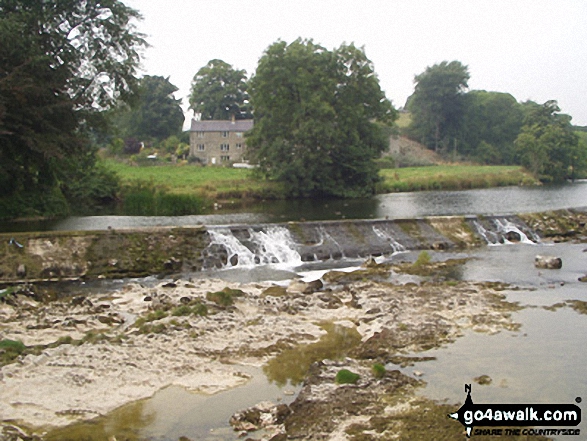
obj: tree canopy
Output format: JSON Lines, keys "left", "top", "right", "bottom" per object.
{"left": 515, "top": 100, "right": 581, "bottom": 182}
{"left": 189, "top": 59, "right": 251, "bottom": 120}
{"left": 0, "top": 0, "right": 146, "bottom": 217}
{"left": 112, "top": 75, "right": 184, "bottom": 142}
{"left": 460, "top": 91, "right": 524, "bottom": 164}
{"left": 407, "top": 60, "right": 470, "bottom": 152}
{"left": 246, "top": 39, "right": 397, "bottom": 198}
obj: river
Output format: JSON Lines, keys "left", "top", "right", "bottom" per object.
{"left": 2, "top": 183, "right": 587, "bottom": 440}
{"left": 2, "top": 181, "right": 587, "bottom": 232}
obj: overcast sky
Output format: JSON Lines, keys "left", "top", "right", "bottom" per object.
{"left": 124, "top": 0, "right": 587, "bottom": 127}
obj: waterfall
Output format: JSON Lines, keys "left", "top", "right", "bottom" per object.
{"left": 318, "top": 225, "right": 345, "bottom": 259}
{"left": 472, "top": 220, "right": 500, "bottom": 245}
{"left": 208, "top": 226, "right": 302, "bottom": 268}
{"left": 372, "top": 226, "right": 406, "bottom": 254}
{"left": 492, "top": 218, "right": 538, "bottom": 244}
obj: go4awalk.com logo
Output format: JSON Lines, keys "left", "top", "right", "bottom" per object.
{"left": 448, "top": 385, "right": 582, "bottom": 437}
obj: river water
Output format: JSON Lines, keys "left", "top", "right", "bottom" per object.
{"left": 2, "top": 181, "right": 587, "bottom": 232}
{"left": 5, "top": 183, "right": 587, "bottom": 439}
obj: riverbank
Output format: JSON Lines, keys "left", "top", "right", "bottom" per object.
{"left": 2, "top": 209, "right": 586, "bottom": 439}
{"left": 103, "top": 159, "right": 539, "bottom": 214}
{"left": 0, "top": 259, "right": 538, "bottom": 440}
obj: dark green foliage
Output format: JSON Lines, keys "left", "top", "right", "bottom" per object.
{"left": 247, "top": 39, "right": 397, "bottom": 198}
{"left": 189, "top": 59, "right": 251, "bottom": 120}
{"left": 0, "top": 0, "right": 145, "bottom": 219}
{"left": 112, "top": 75, "right": 185, "bottom": 143}
{"left": 407, "top": 61, "right": 470, "bottom": 152}
{"left": 335, "top": 369, "right": 360, "bottom": 384}
{"left": 459, "top": 91, "right": 524, "bottom": 164}
{"left": 0, "top": 339, "right": 26, "bottom": 365}
{"left": 120, "top": 182, "right": 202, "bottom": 216}
{"left": 515, "top": 100, "right": 582, "bottom": 182}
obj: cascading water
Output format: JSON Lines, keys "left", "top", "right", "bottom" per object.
{"left": 472, "top": 220, "right": 501, "bottom": 245}
{"left": 492, "top": 218, "right": 538, "bottom": 244}
{"left": 372, "top": 226, "right": 406, "bottom": 254}
{"left": 207, "top": 226, "right": 302, "bottom": 268}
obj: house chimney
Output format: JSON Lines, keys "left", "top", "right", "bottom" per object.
{"left": 231, "top": 113, "right": 236, "bottom": 124}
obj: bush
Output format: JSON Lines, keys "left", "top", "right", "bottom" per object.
{"left": 206, "top": 287, "right": 245, "bottom": 307}
{"left": 0, "top": 339, "right": 26, "bottom": 365}
{"left": 335, "top": 369, "right": 360, "bottom": 384}
{"left": 372, "top": 363, "right": 386, "bottom": 379}
{"left": 413, "top": 251, "right": 432, "bottom": 268}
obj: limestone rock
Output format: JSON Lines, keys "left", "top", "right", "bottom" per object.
{"left": 534, "top": 255, "right": 562, "bottom": 269}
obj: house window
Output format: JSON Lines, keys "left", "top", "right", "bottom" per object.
{"left": 236, "top": 143, "right": 242, "bottom": 150}
{"left": 221, "top": 155, "right": 230, "bottom": 162}
{"left": 197, "top": 144, "right": 205, "bottom": 151}
{"left": 197, "top": 131, "right": 204, "bottom": 138}
{"left": 222, "top": 131, "right": 229, "bottom": 138}
{"left": 220, "top": 144, "right": 230, "bottom": 151}
{"left": 236, "top": 132, "right": 243, "bottom": 138}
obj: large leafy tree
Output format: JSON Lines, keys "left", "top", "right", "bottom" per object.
{"left": 0, "top": 0, "right": 146, "bottom": 217}
{"left": 247, "top": 39, "right": 396, "bottom": 198}
{"left": 407, "top": 60, "right": 470, "bottom": 152}
{"left": 113, "top": 75, "right": 184, "bottom": 142}
{"left": 189, "top": 59, "right": 251, "bottom": 120}
{"left": 515, "top": 100, "right": 581, "bottom": 182}
{"left": 460, "top": 91, "right": 524, "bottom": 164}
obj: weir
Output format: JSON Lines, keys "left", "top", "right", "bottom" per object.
{"left": 0, "top": 211, "right": 572, "bottom": 282}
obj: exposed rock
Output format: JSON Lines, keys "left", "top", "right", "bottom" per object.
{"left": 474, "top": 374, "right": 492, "bottom": 385}
{"left": 16, "top": 264, "right": 26, "bottom": 277}
{"left": 230, "top": 401, "right": 291, "bottom": 433}
{"left": 534, "top": 255, "right": 563, "bottom": 269}
{"left": 505, "top": 231, "right": 522, "bottom": 242}
{"left": 287, "top": 279, "right": 323, "bottom": 295}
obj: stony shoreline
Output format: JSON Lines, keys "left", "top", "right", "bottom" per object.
{"left": 0, "top": 257, "right": 538, "bottom": 440}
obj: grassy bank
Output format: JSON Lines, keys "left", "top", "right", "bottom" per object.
{"left": 103, "top": 159, "right": 284, "bottom": 213}
{"left": 103, "top": 160, "right": 539, "bottom": 215}
{"left": 378, "top": 165, "right": 538, "bottom": 192}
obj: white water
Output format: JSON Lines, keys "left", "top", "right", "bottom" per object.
{"left": 492, "top": 218, "right": 539, "bottom": 244}
{"left": 372, "top": 225, "right": 407, "bottom": 254}
{"left": 208, "top": 226, "right": 302, "bottom": 269}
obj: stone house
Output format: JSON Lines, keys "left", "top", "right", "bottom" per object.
{"left": 188, "top": 117, "right": 254, "bottom": 165}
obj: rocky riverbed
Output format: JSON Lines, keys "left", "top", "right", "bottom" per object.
{"left": 0, "top": 255, "right": 553, "bottom": 441}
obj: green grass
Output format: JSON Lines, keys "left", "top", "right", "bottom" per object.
{"left": 378, "top": 165, "right": 538, "bottom": 193}
{"left": 102, "top": 159, "right": 282, "bottom": 201}
{"left": 104, "top": 160, "right": 539, "bottom": 210}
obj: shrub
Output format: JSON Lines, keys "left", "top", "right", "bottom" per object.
{"left": 413, "top": 251, "right": 432, "bottom": 268}
{"left": 372, "top": 363, "right": 386, "bottom": 379}
{"left": 335, "top": 369, "right": 360, "bottom": 384}
{"left": 172, "top": 305, "right": 192, "bottom": 316}
{"left": 206, "top": 287, "right": 245, "bottom": 307}
{"left": 0, "top": 339, "right": 26, "bottom": 365}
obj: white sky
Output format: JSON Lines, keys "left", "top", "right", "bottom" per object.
{"left": 124, "top": 0, "right": 587, "bottom": 127}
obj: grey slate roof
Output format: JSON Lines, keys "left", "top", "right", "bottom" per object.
{"left": 190, "top": 119, "right": 254, "bottom": 132}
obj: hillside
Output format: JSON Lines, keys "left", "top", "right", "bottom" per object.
{"left": 384, "top": 135, "right": 442, "bottom": 167}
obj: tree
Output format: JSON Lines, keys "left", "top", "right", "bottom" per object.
{"left": 407, "top": 61, "right": 470, "bottom": 152}
{"left": 113, "top": 75, "right": 184, "bottom": 142}
{"left": 0, "top": 0, "right": 146, "bottom": 217}
{"left": 246, "top": 39, "right": 396, "bottom": 198}
{"left": 189, "top": 59, "right": 251, "bottom": 120}
{"left": 460, "top": 91, "right": 524, "bottom": 164}
{"left": 515, "top": 100, "right": 580, "bottom": 181}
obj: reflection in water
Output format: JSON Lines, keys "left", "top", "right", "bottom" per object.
{"left": 3, "top": 181, "right": 586, "bottom": 232}
{"left": 44, "top": 400, "right": 154, "bottom": 441}
{"left": 264, "top": 322, "right": 362, "bottom": 386}
{"left": 43, "top": 366, "right": 300, "bottom": 441}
